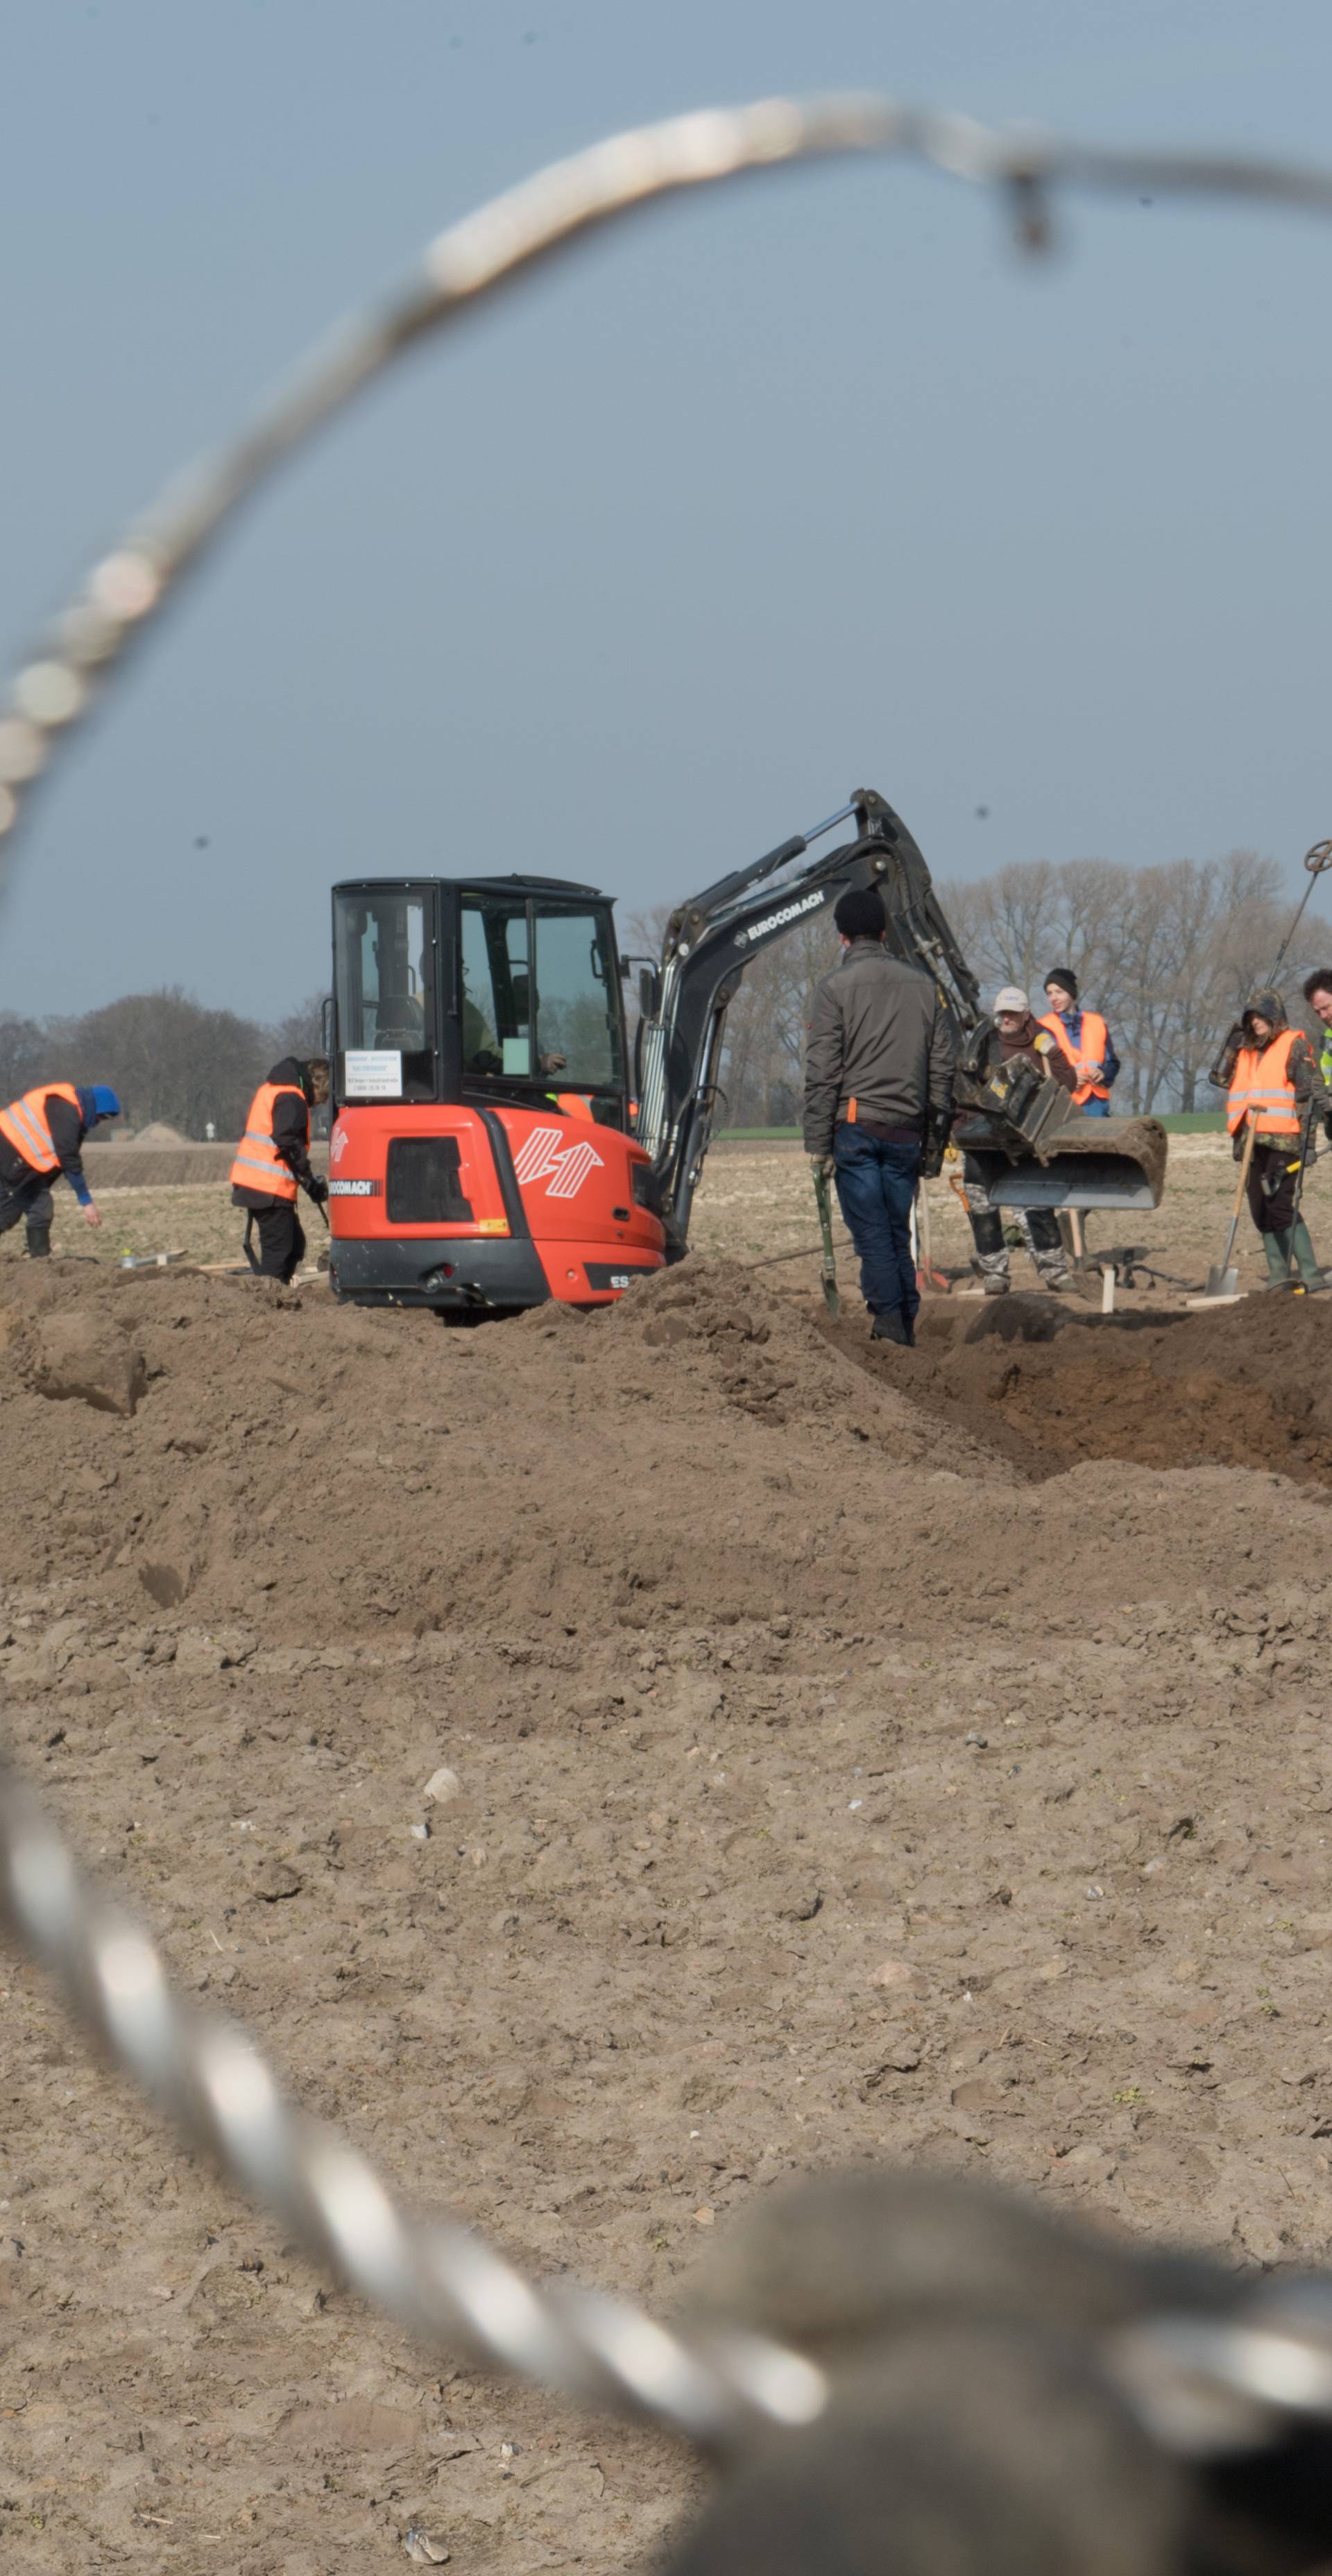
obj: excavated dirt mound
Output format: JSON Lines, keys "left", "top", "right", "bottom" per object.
{"left": 4, "top": 1257, "right": 1332, "bottom": 2572}
{"left": 826, "top": 1290, "right": 1332, "bottom": 1485}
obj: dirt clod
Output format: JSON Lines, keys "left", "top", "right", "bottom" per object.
{"left": 31, "top": 1306, "right": 147, "bottom": 1416}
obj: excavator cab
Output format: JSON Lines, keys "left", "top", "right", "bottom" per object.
{"left": 327, "top": 874, "right": 666, "bottom": 1310}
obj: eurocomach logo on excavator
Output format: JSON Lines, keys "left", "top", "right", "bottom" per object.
{"left": 733, "top": 888, "right": 828, "bottom": 947}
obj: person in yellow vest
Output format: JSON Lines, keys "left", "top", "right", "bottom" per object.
{"left": 0, "top": 1082, "right": 121, "bottom": 1257}
{"left": 1039, "top": 970, "right": 1119, "bottom": 1115}
{"left": 229, "top": 1056, "right": 330, "bottom": 1282}
{"left": 1212, "top": 990, "right": 1329, "bottom": 1289}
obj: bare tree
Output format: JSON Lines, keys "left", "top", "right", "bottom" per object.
{"left": 63, "top": 990, "right": 269, "bottom": 1137}
{"left": 0, "top": 1014, "right": 51, "bottom": 1104}
{"left": 270, "top": 990, "right": 328, "bottom": 1062}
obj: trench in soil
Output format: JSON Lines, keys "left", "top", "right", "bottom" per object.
{"left": 820, "top": 1289, "right": 1332, "bottom": 1488}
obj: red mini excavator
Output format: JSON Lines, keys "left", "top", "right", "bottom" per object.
{"left": 327, "top": 789, "right": 1166, "bottom": 1312}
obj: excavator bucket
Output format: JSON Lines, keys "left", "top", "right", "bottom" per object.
{"left": 959, "top": 1115, "right": 1169, "bottom": 1214}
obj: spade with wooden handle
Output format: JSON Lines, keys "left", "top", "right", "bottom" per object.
{"left": 811, "top": 1160, "right": 840, "bottom": 1317}
{"left": 1203, "top": 1112, "right": 1257, "bottom": 1298}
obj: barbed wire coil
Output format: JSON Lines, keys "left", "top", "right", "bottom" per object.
{"left": 1, "top": 90, "right": 1332, "bottom": 865}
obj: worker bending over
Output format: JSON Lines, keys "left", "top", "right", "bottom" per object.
{"left": 803, "top": 886, "right": 955, "bottom": 1347}
{"left": 230, "top": 1056, "right": 330, "bottom": 1282}
{"left": 1039, "top": 969, "right": 1119, "bottom": 1115}
{"left": 1213, "top": 991, "right": 1329, "bottom": 1289}
{"left": 965, "top": 991, "right": 1078, "bottom": 1296}
{"left": 0, "top": 1081, "right": 121, "bottom": 1256}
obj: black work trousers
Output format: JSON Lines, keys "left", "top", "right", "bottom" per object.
{"left": 246, "top": 1198, "right": 307, "bottom": 1282}
{"left": 1247, "top": 1138, "right": 1304, "bottom": 1237}
{"left": 0, "top": 1167, "right": 54, "bottom": 1252}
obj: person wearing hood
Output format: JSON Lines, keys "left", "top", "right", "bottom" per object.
{"left": 230, "top": 1056, "right": 330, "bottom": 1282}
{"left": 1212, "top": 992, "right": 1329, "bottom": 1289}
{"left": 1039, "top": 968, "right": 1120, "bottom": 1115}
{"left": 0, "top": 1081, "right": 121, "bottom": 1257}
{"left": 962, "top": 990, "right": 1079, "bottom": 1296}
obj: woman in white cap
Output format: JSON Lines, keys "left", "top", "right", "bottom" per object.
{"left": 963, "top": 991, "right": 1079, "bottom": 1295}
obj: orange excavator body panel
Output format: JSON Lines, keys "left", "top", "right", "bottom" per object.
{"left": 326, "top": 1100, "right": 666, "bottom": 1310}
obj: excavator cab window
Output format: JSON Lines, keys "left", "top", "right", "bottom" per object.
{"left": 459, "top": 892, "right": 625, "bottom": 1108}
{"left": 333, "top": 887, "right": 438, "bottom": 1101}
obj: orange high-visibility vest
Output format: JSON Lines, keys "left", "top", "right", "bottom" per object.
{"left": 0, "top": 1083, "right": 83, "bottom": 1173}
{"left": 1039, "top": 1008, "right": 1111, "bottom": 1105}
{"left": 1227, "top": 1030, "right": 1301, "bottom": 1139}
{"left": 229, "top": 1081, "right": 306, "bottom": 1201}
{"left": 552, "top": 1092, "right": 595, "bottom": 1120}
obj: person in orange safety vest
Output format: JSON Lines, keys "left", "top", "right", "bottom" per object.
{"left": 1039, "top": 969, "right": 1120, "bottom": 1114}
{"left": 0, "top": 1081, "right": 121, "bottom": 1257}
{"left": 230, "top": 1056, "right": 330, "bottom": 1281}
{"left": 1212, "top": 990, "right": 1329, "bottom": 1289}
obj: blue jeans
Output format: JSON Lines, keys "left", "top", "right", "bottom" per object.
{"left": 832, "top": 1126, "right": 921, "bottom": 1324}
{"left": 1080, "top": 1096, "right": 1110, "bottom": 1117}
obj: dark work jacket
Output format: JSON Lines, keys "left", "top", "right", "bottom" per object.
{"left": 803, "top": 940, "right": 956, "bottom": 1157}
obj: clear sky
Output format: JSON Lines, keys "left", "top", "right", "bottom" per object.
{"left": 1, "top": 0, "right": 1329, "bottom": 1020}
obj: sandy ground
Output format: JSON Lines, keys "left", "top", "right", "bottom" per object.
{"left": 3, "top": 1143, "right": 1332, "bottom": 2570}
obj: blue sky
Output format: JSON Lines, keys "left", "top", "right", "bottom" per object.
{"left": 1, "top": 0, "right": 1329, "bottom": 1019}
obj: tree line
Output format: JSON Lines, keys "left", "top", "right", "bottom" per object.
{"left": 9, "top": 849, "right": 1327, "bottom": 1136}
{"left": 635, "top": 849, "right": 1332, "bottom": 1128}
{"left": 0, "top": 989, "right": 327, "bottom": 1139}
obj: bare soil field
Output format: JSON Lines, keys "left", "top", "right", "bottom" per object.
{"left": 3, "top": 1149, "right": 1332, "bottom": 2571}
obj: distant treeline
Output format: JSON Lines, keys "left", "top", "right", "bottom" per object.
{"left": 8, "top": 849, "right": 1327, "bottom": 1137}
{"left": 0, "top": 988, "right": 326, "bottom": 1139}
{"left": 632, "top": 847, "right": 1332, "bottom": 1128}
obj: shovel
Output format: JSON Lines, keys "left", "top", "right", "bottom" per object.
{"left": 1202, "top": 1114, "right": 1257, "bottom": 1298}
{"left": 811, "top": 1160, "right": 840, "bottom": 1317}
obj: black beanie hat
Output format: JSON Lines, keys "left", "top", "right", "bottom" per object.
{"left": 835, "top": 886, "right": 887, "bottom": 941}
{"left": 1044, "top": 966, "right": 1078, "bottom": 1001}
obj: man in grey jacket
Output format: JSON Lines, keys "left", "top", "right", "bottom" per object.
{"left": 802, "top": 886, "right": 956, "bottom": 1346}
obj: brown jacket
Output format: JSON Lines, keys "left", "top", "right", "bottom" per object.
{"left": 802, "top": 940, "right": 956, "bottom": 1155}
{"left": 998, "top": 1012, "right": 1078, "bottom": 1092}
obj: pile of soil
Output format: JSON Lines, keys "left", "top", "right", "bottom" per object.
{"left": 3, "top": 1257, "right": 1332, "bottom": 2573}
{"left": 828, "top": 1291, "right": 1332, "bottom": 1486}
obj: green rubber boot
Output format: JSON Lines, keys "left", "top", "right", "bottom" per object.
{"left": 1261, "top": 1232, "right": 1292, "bottom": 1287}
{"left": 1290, "top": 1219, "right": 1325, "bottom": 1289}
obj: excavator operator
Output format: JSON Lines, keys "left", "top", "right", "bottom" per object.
{"left": 230, "top": 1056, "right": 331, "bottom": 1283}
{"left": 803, "top": 886, "right": 955, "bottom": 1348}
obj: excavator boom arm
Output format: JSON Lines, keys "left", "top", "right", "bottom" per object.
{"left": 634, "top": 788, "right": 1166, "bottom": 1253}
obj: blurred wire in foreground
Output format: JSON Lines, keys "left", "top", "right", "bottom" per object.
{"left": 9, "top": 1752, "right": 1332, "bottom": 2480}
{"left": 0, "top": 90, "right": 1331, "bottom": 863}
{"left": 0, "top": 1759, "right": 826, "bottom": 2450}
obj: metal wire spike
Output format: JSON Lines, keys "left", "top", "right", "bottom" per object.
{"left": 0, "top": 1761, "right": 826, "bottom": 2448}
{"left": 2, "top": 91, "right": 1332, "bottom": 870}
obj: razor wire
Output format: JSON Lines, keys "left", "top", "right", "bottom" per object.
{"left": 9, "top": 1752, "right": 1332, "bottom": 2468}
{"left": 5, "top": 75, "right": 1332, "bottom": 2495}
{"left": 0, "top": 1760, "right": 826, "bottom": 2451}
{"left": 2, "top": 90, "right": 1332, "bottom": 865}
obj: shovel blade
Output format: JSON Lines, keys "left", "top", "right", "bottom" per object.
{"left": 1203, "top": 1263, "right": 1238, "bottom": 1299}
{"left": 821, "top": 1274, "right": 840, "bottom": 1319}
